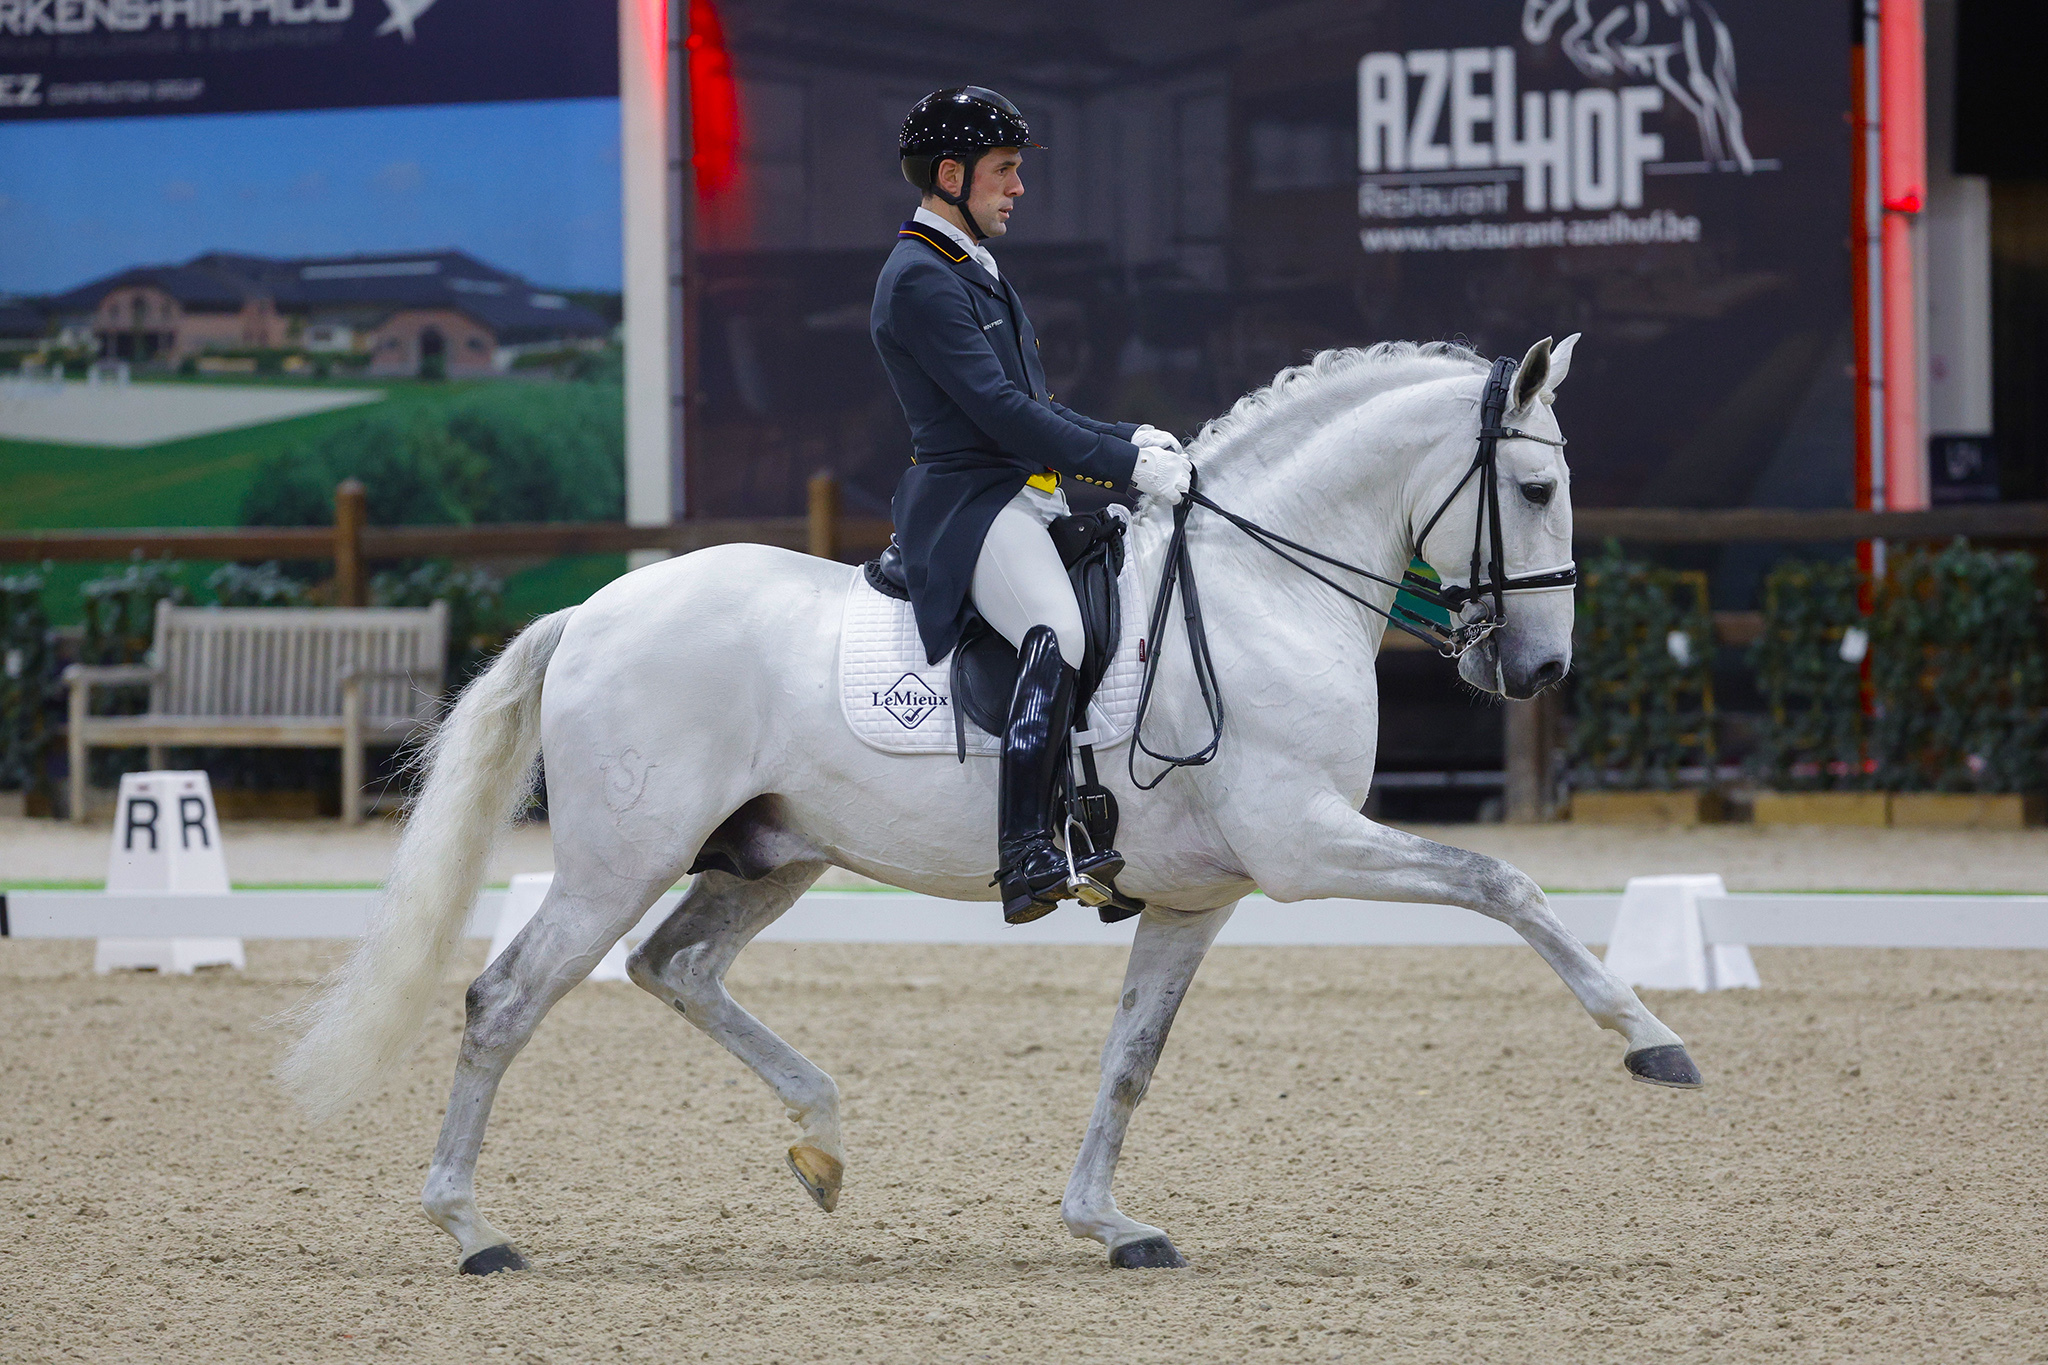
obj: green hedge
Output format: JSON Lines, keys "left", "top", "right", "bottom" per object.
{"left": 0, "top": 571, "right": 53, "bottom": 790}
{"left": 79, "top": 558, "right": 187, "bottom": 666}
{"left": 240, "top": 382, "right": 624, "bottom": 528}
{"left": 1871, "top": 542, "right": 2046, "bottom": 792}
{"left": 1751, "top": 541, "right": 2045, "bottom": 793}
{"left": 1749, "top": 558, "right": 1867, "bottom": 789}
{"left": 1568, "top": 545, "right": 1717, "bottom": 790}
{"left": 370, "top": 561, "right": 510, "bottom": 684}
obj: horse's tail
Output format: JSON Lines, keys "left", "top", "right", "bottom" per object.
{"left": 276, "top": 607, "right": 574, "bottom": 1123}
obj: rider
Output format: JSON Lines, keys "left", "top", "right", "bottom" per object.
{"left": 872, "top": 87, "right": 1193, "bottom": 926}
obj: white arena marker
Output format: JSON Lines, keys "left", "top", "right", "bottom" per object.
{"left": 489, "top": 873, "right": 630, "bottom": 983}
{"left": 1603, "top": 873, "right": 1760, "bottom": 992}
{"left": 94, "top": 771, "right": 244, "bottom": 975}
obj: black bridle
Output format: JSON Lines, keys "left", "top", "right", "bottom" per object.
{"left": 1128, "top": 353, "right": 1577, "bottom": 790}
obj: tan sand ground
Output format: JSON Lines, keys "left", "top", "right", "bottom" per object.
{"left": 3, "top": 938, "right": 2044, "bottom": 1363}
{"left": 5, "top": 813, "right": 2043, "bottom": 891}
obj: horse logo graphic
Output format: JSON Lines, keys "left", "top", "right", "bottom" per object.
{"left": 1522, "top": 0, "right": 1755, "bottom": 171}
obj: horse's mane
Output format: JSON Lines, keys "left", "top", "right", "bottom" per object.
{"left": 1189, "top": 340, "right": 1489, "bottom": 467}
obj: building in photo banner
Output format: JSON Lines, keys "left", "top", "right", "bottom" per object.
{"left": 41, "top": 250, "right": 611, "bottom": 378}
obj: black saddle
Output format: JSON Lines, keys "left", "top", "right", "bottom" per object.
{"left": 864, "top": 509, "right": 1127, "bottom": 750}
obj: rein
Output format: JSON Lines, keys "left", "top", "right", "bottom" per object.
{"left": 1128, "top": 353, "right": 1577, "bottom": 790}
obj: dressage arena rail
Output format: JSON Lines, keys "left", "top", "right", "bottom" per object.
{"left": 5, "top": 888, "right": 2047, "bottom": 950}
{"left": 0, "top": 473, "right": 897, "bottom": 604}
{"left": 10, "top": 488, "right": 2046, "bottom": 822}
{"left": 4, "top": 491, "right": 2044, "bottom": 579}
{"left": 5, "top": 490, "right": 2042, "bottom": 650}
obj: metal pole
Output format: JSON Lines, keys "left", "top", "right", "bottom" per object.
{"left": 671, "top": 0, "right": 695, "bottom": 525}
{"left": 1863, "top": 0, "right": 1889, "bottom": 575}
{"left": 1880, "top": 0, "right": 1929, "bottom": 511}
{"left": 621, "top": 0, "right": 677, "bottom": 564}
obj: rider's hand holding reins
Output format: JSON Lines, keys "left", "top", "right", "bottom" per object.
{"left": 1133, "top": 424, "right": 1183, "bottom": 453}
{"left": 1130, "top": 430, "right": 1192, "bottom": 505}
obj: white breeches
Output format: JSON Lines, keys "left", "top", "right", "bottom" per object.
{"left": 971, "top": 482, "right": 1085, "bottom": 669}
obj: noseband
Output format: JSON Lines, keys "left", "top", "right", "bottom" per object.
{"left": 1129, "top": 353, "right": 1578, "bottom": 789}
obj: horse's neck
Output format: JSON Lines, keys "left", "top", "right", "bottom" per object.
{"left": 1121, "top": 428, "right": 1420, "bottom": 652}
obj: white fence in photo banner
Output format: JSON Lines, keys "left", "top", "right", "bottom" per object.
{"left": 5, "top": 887, "right": 2048, "bottom": 950}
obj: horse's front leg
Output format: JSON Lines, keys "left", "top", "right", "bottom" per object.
{"left": 1061, "top": 902, "right": 1234, "bottom": 1269}
{"left": 1258, "top": 793, "right": 1702, "bottom": 1087}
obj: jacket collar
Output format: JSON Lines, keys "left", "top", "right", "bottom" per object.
{"left": 898, "top": 221, "right": 1001, "bottom": 296}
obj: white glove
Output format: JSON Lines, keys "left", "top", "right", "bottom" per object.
{"left": 1130, "top": 443, "right": 1193, "bottom": 504}
{"left": 1132, "top": 424, "right": 1184, "bottom": 453}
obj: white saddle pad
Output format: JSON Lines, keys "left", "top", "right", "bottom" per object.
{"left": 839, "top": 573, "right": 1144, "bottom": 757}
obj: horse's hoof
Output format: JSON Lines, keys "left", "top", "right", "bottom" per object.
{"left": 786, "top": 1144, "right": 842, "bottom": 1213}
{"left": 1625, "top": 1044, "right": 1704, "bottom": 1089}
{"left": 458, "top": 1243, "right": 527, "bottom": 1276}
{"left": 1109, "top": 1235, "right": 1186, "bottom": 1270}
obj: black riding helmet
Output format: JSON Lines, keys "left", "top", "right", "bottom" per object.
{"left": 899, "top": 86, "right": 1043, "bottom": 240}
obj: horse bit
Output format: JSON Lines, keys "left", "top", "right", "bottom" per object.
{"left": 1128, "top": 352, "right": 1577, "bottom": 789}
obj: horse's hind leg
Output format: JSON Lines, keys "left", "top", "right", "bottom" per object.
{"left": 1062, "top": 903, "right": 1234, "bottom": 1269}
{"left": 421, "top": 865, "right": 678, "bottom": 1274}
{"left": 625, "top": 860, "right": 845, "bottom": 1212}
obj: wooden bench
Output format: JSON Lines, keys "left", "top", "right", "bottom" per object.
{"left": 65, "top": 601, "right": 448, "bottom": 824}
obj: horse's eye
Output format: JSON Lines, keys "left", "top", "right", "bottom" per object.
{"left": 1521, "top": 481, "right": 1554, "bottom": 506}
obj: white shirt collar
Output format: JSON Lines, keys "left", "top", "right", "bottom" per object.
{"left": 913, "top": 205, "right": 1000, "bottom": 282}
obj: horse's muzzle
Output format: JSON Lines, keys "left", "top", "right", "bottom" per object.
{"left": 1502, "top": 654, "right": 1568, "bottom": 700}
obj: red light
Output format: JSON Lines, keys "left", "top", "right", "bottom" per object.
{"left": 690, "top": 0, "right": 739, "bottom": 197}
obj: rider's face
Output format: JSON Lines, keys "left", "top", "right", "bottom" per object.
{"left": 936, "top": 148, "right": 1024, "bottom": 237}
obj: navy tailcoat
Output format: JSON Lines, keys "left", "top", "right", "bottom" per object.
{"left": 872, "top": 221, "right": 1139, "bottom": 664}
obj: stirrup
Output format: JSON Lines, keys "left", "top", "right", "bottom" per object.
{"left": 1063, "top": 815, "right": 1135, "bottom": 911}
{"left": 1061, "top": 814, "right": 1105, "bottom": 904}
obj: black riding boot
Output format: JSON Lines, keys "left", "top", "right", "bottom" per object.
{"left": 995, "top": 626, "right": 1124, "bottom": 924}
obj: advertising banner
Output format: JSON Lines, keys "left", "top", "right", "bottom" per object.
{"left": 0, "top": 0, "right": 616, "bottom": 120}
{"left": 1236, "top": 0, "right": 1853, "bottom": 510}
{"left": 683, "top": 1, "right": 1852, "bottom": 529}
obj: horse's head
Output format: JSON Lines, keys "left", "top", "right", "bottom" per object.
{"left": 1417, "top": 335, "right": 1578, "bottom": 700}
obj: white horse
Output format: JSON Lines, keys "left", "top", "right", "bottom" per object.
{"left": 279, "top": 337, "right": 1701, "bottom": 1275}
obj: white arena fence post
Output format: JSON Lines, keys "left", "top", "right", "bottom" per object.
{"left": 1603, "top": 873, "right": 1761, "bottom": 992}
{"left": 93, "top": 771, "right": 245, "bottom": 975}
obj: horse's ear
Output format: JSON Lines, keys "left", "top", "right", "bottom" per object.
{"left": 1542, "top": 333, "right": 1579, "bottom": 403}
{"left": 1513, "top": 336, "right": 1553, "bottom": 410}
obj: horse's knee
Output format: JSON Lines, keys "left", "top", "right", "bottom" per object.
{"left": 1472, "top": 858, "right": 1546, "bottom": 925}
